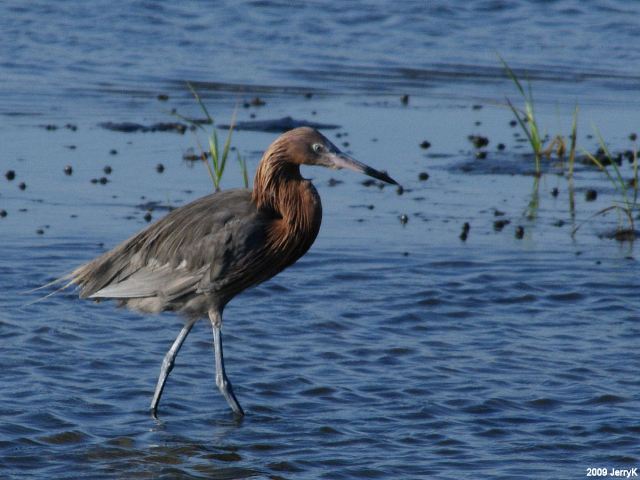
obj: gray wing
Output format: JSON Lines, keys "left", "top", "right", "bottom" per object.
{"left": 72, "top": 189, "right": 270, "bottom": 302}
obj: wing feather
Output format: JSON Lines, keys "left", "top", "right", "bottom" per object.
{"left": 72, "top": 189, "right": 269, "bottom": 302}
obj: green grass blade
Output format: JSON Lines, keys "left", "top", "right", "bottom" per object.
{"left": 594, "top": 127, "right": 629, "bottom": 206}
{"left": 498, "top": 55, "right": 526, "bottom": 98}
{"left": 214, "top": 129, "right": 222, "bottom": 173}
{"left": 202, "top": 151, "right": 217, "bottom": 190}
{"left": 221, "top": 132, "right": 232, "bottom": 172}
{"left": 506, "top": 98, "right": 534, "bottom": 148}
{"left": 571, "top": 205, "right": 619, "bottom": 237}
{"left": 209, "top": 132, "right": 221, "bottom": 190}
{"left": 568, "top": 106, "right": 578, "bottom": 178}
{"left": 187, "top": 82, "right": 214, "bottom": 124}
{"left": 220, "top": 110, "right": 237, "bottom": 174}
{"left": 583, "top": 150, "right": 617, "bottom": 187}
{"left": 183, "top": 84, "right": 243, "bottom": 192}
{"left": 238, "top": 152, "right": 249, "bottom": 188}
{"left": 583, "top": 147, "right": 634, "bottom": 231}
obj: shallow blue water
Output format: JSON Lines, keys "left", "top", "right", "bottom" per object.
{"left": 4, "top": 0, "right": 640, "bottom": 116}
{"left": 3, "top": 239, "right": 639, "bottom": 479}
{"left": 1, "top": 1, "right": 640, "bottom": 479}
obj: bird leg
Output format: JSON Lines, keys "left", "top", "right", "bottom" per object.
{"left": 150, "top": 318, "right": 197, "bottom": 417}
{"left": 209, "top": 309, "right": 245, "bottom": 416}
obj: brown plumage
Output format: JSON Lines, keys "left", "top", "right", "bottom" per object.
{"left": 68, "top": 127, "right": 397, "bottom": 417}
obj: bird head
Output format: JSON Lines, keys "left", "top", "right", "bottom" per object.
{"left": 275, "top": 127, "right": 398, "bottom": 185}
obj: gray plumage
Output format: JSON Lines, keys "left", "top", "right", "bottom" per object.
{"left": 74, "top": 189, "right": 272, "bottom": 317}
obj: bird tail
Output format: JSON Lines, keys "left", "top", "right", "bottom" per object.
{"left": 23, "top": 271, "right": 79, "bottom": 306}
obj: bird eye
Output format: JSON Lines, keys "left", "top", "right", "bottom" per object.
{"left": 312, "top": 143, "right": 324, "bottom": 154}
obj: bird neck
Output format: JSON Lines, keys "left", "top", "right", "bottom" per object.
{"left": 252, "top": 156, "right": 301, "bottom": 208}
{"left": 252, "top": 156, "right": 322, "bottom": 249}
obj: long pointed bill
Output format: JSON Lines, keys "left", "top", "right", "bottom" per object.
{"left": 328, "top": 153, "right": 398, "bottom": 185}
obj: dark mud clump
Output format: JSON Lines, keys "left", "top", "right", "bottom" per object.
{"left": 5, "top": 170, "right": 16, "bottom": 181}
{"left": 460, "top": 222, "right": 470, "bottom": 241}
{"left": 361, "top": 179, "right": 387, "bottom": 188}
{"left": 221, "top": 116, "right": 340, "bottom": 133}
{"left": 585, "top": 189, "right": 598, "bottom": 201}
{"left": 137, "top": 201, "right": 175, "bottom": 212}
{"left": 182, "top": 149, "right": 202, "bottom": 162}
{"left": 42, "top": 123, "right": 76, "bottom": 131}
{"left": 601, "top": 229, "right": 640, "bottom": 242}
{"left": 249, "top": 97, "right": 266, "bottom": 107}
{"left": 468, "top": 135, "right": 489, "bottom": 149}
{"left": 494, "top": 219, "right": 511, "bottom": 231}
{"left": 99, "top": 122, "right": 188, "bottom": 134}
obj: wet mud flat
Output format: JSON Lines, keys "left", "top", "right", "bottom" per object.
{"left": 1, "top": 91, "right": 639, "bottom": 479}
{"left": 4, "top": 89, "right": 639, "bottom": 247}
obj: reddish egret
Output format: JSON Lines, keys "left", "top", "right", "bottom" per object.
{"left": 69, "top": 127, "right": 397, "bottom": 416}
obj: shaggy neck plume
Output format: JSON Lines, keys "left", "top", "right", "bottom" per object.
{"left": 252, "top": 147, "right": 322, "bottom": 253}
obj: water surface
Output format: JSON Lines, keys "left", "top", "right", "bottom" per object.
{"left": 1, "top": 1, "right": 639, "bottom": 479}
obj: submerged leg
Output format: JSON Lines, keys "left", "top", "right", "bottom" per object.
{"left": 209, "top": 309, "right": 244, "bottom": 416}
{"left": 150, "top": 318, "right": 197, "bottom": 417}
